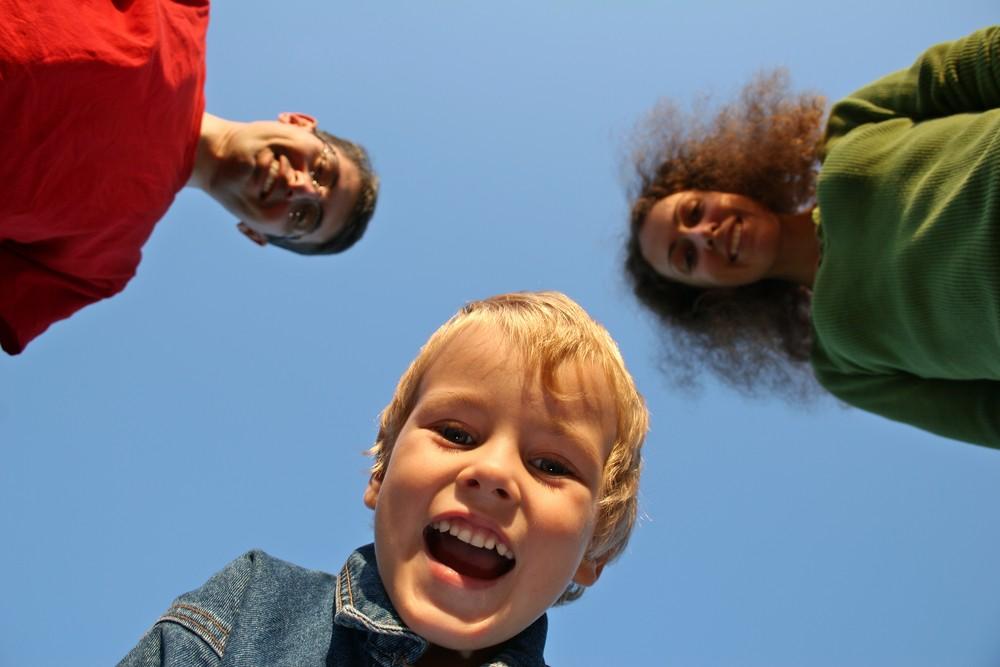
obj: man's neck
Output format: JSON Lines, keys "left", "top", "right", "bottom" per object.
{"left": 186, "top": 112, "right": 232, "bottom": 192}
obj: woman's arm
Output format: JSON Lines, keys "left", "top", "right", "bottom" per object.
{"left": 814, "top": 367, "right": 1000, "bottom": 449}
{"left": 824, "top": 26, "right": 1000, "bottom": 149}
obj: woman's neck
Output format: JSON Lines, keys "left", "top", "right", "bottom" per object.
{"left": 770, "top": 208, "right": 821, "bottom": 287}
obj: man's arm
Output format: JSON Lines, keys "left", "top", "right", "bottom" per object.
{"left": 0, "top": 245, "right": 118, "bottom": 354}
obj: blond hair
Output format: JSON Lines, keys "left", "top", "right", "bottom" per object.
{"left": 369, "top": 291, "right": 648, "bottom": 603}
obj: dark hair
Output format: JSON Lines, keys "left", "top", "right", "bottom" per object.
{"left": 268, "top": 129, "right": 379, "bottom": 255}
{"left": 624, "top": 70, "right": 826, "bottom": 397}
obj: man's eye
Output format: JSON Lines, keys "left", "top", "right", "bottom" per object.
{"left": 311, "top": 146, "right": 339, "bottom": 190}
{"left": 530, "top": 457, "right": 571, "bottom": 477}
{"left": 309, "top": 165, "right": 324, "bottom": 189}
{"left": 288, "top": 203, "right": 318, "bottom": 234}
{"left": 436, "top": 424, "right": 476, "bottom": 446}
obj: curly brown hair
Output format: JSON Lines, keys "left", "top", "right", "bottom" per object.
{"left": 624, "top": 70, "right": 826, "bottom": 398}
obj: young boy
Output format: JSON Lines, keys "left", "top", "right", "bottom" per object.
{"left": 118, "top": 292, "right": 648, "bottom": 667}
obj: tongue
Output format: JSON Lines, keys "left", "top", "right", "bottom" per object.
{"left": 426, "top": 530, "right": 513, "bottom": 580}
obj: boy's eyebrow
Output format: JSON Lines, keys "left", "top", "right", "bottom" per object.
{"left": 419, "top": 389, "right": 488, "bottom": 408}
{"left": 541, "top": 416, "right": 606, "bottom": 463}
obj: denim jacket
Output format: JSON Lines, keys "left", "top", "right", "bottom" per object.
{"left": 118, "top": 544, "right": 549, "bottom": 667}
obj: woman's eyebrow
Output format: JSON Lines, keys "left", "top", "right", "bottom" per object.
{"left": 666, "top": 198, "right": 682, "bottom": 274}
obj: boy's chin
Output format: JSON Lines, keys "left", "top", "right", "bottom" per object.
{"left": 393, "top": 598, "right": 524, "bottom": 654}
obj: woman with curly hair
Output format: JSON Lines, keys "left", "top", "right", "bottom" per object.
{"left": 625, "top": 26, "right": 1000, "bottom": 447}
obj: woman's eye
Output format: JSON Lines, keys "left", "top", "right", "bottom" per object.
{"left": 530, "top": 457, "right": 571, "bottom": 477}
{"left": 688, "top": 199, "right": 703, "bottom": 225}
{"left": 682, "top": 242, "right": 697, "bottom": 273}
{"left": 436, "top": 424, "right": 476, "bottom": 446}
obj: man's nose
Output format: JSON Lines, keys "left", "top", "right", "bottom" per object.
{"left": 284, "top": 166, "right": 318, "bottom": 198}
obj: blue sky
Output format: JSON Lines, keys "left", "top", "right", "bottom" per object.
{"left": 2, "top": 2, "right": 999, "bottom": 665}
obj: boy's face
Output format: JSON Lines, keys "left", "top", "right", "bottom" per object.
{"left": 364, "top": 325, "right": 616, "bottom": 651}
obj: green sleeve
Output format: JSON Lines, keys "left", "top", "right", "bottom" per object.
{"left": 824, "top": 26, "right": 1000, "bottom": 150}
{"left": 815, "top": 365, "right": 1000, "bottom": 449}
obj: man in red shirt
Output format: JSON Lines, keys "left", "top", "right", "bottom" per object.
{"left": 0, "top": 1, "right": 379, "bottom": 355}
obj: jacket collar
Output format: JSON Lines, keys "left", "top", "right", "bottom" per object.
{"left": 334, "top": 544, "right": 548, "bottom": 667}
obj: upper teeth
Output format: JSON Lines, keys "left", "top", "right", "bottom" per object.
{"left": 262, "top": 160, "right": 280, "bottom": 197}
{"left": 729, "top": 221, "right": 742, "bottom": 259}
{"left": 431, "top": 519, "right": 513, "bottom": 559}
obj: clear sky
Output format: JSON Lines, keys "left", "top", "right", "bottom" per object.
{"left": 2, "top": 2, "right": 999, "bottom": 666}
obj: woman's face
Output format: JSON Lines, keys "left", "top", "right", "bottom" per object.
{"left": 638, "top": 191, "right": 782, "bottom": 288}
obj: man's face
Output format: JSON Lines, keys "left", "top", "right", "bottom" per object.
{"left": 206, "top": 113, "right": 362, "bottom": 249}
{"left": 363, "top": 325, "right": 615, "bottom": 652}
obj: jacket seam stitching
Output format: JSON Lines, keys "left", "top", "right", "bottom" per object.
{"left": 157, "top": 608, "right": 228, "bottom": 658}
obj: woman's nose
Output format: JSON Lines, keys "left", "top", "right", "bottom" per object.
{"left": 688, "top": 222, "right": 719, "bottom": 251}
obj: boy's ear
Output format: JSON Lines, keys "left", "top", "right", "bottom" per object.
{"left": 363, "top": 476, "right": 382, "bottom": 510}
{"left": 237, "top": 222, "right": 268, "bottom": 246}
{"left": 572, "top": 556, "right": 607, "bottom": 588}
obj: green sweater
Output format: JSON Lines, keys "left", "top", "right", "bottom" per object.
{"left": 811, "top": 26, "right": 1000, "bottom": 447}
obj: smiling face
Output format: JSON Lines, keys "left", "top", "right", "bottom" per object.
{"left": 205, "top": 112, "right": 363, "bottom": 249}
{"left": 364, "top": 325, "right": 615, "bottom": 652}
{"left": 638, "top": 190, "right": 782, "bottom": 288}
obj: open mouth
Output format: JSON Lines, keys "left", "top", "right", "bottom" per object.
{"left": 424, "top": 518, "right": 515, "bottom": 580}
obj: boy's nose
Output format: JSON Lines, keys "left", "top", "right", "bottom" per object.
{"left": 457, "top": 452, "right": 521, "bottom": 504}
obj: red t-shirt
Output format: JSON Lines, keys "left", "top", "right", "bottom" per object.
{"left": 0, "top": 0, "right": 209, "bottom": 354}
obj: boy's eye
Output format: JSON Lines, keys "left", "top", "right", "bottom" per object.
{"left": 436, "top": 424, "right": 476, "bottom": 446}
{"left": 529, "top": 457, "right": 571, "bottom": 477}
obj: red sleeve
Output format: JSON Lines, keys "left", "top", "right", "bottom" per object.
{"left": 0, "top": 244, "right": 118, "bottom": 355}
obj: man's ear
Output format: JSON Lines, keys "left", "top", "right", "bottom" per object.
{"left": 572, "top": 556, "right": 607, "bottom": 588}
{"left": 363, "top": 476, "right": 382, "bottom": 510}
{"left": 277, "top": 112, "right": 318, "bottom": 131}
{"left": 237, "top": 222, "right": 268, "bottom": 247}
